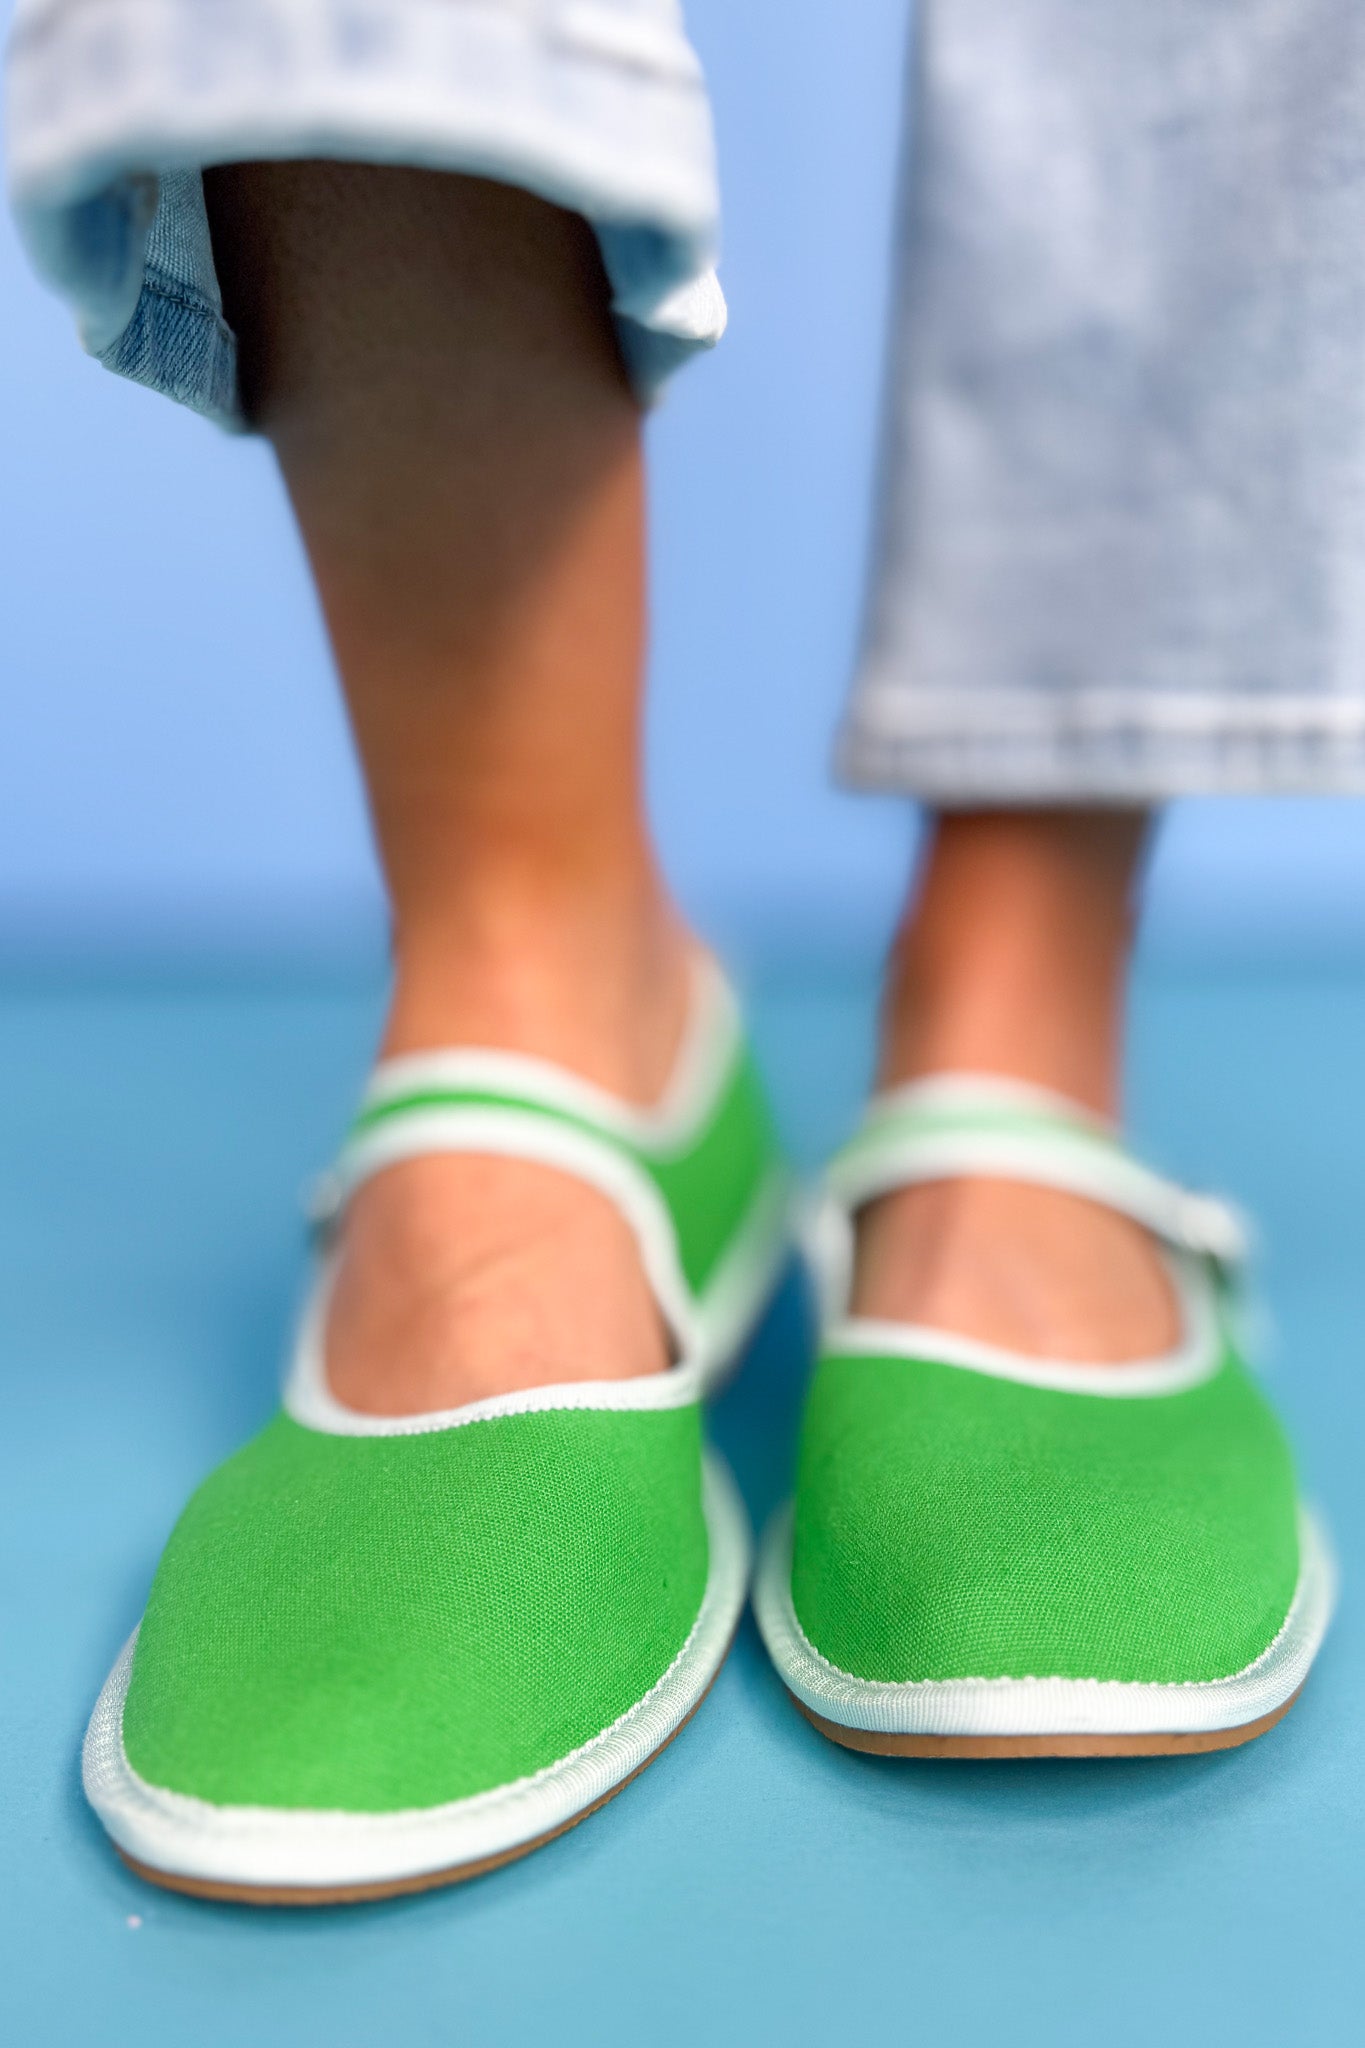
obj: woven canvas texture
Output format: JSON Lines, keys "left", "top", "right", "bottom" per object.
{"left": 791, "top": 1348, "right": 1300, "bottom": 1684}
{"left": 353, "top": 1043, "right": 782, "bottom": 1295}
{"left": 123, "top": 1405, "right": 708, "bottom": 1810}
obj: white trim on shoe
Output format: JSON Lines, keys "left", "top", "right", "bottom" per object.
{"left": 315, "top": 1106, "right": 701, "bottom": 1359}
{"left": 754, "top": 1504, "right": 1337, "bottom": 1740}
{"left": 83, "top": 1452, "right": 751, "bottom": 1894}
{"left": 286, "top": 956, "right": 791, "bottom": 1438}
{"left": 356, "top": 956, "right": 743, "bottom": 1155}
{"left": 803, "top": 1070, "right": 1247, "bottom": 1401}
{"left": 828, "top": 1073, "right": 1249, "bottom": 1266}
{"left": 284, "top": 1155, "right": 794, "bottom": 1438}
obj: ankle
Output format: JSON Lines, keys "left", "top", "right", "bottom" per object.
{"left": 877, "top": 809, "right": 1148, "bottom": 1116}
{"left": 859, "top": 808, "right": 1176, "bottom": 1363}
{"left": 381, "top": 880, "right": 696, "bottom": 1102}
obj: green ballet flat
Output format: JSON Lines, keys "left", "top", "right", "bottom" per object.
{"left": 86, "top": 961, "right": 791, "bottom": 1899}
{"left": 756, "top": 1076, "right": 1334, "bottom": 1758}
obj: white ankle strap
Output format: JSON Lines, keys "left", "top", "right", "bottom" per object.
{"left": 302, "top": 959, "right": 751, "bottom": 1359}
{"left": 826, "top": 1074, "right": 1248, "bottom": 1265}
{"left": 338, "top": 1103, "right": 698, "bottom": 1353}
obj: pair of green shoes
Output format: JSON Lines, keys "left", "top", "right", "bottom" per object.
{"left": 84, "top": 964, "right": 1335, "bottom": 1903}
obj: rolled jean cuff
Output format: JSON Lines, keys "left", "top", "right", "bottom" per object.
{"left": 837, "top": 687, "right": 1365, "bottom": 806}
{"left": 4, "top": 0, "right": 724, "bottom": 426}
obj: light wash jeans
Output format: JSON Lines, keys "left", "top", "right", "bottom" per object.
{"left": 842, "top": 1, "right": 1365, "bottom": 801}
{"left": 9, "top": 0, "right": 1365, "bottom": 801}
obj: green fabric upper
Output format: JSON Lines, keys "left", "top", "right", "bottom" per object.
{"left": 791, "top": 1336, "right": 1300, "bottom": 1685}
{"left": 120, "top": 1007, "right": 782, "bottom": 1813}
{"left": 790, "top": 1084, "right": 1300, "bottom": 1689}
{"left": 351, "top": 1039, "right": 783, "bottom": 1299}
{"left": 125, "top": 1404, "right": 708, "bottom": 1810}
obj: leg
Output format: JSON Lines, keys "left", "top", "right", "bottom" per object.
{"left": 204, "top": 161, "right": 688, "bottom": 1409}
{"left": 854, "top": 809, "right": 1179, "bottom": 1359}
{"left": 758, "top": 3, "right": 1332, "bottom": 1761}
{"left": 835, "top": 1, "right": 1365, "bottom": 1359}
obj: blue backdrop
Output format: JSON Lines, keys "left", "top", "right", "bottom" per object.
{"left": 4, "top": 0, "right": 1365, "bottom": 966}
{"left": 3, "top": 13, "right": 1364, "bottom": 2044}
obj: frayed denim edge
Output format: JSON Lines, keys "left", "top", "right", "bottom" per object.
{"left": 96, "top": 263, "right": 243, "bottom": 430}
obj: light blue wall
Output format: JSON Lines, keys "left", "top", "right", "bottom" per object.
{"left": 4, "top": 0, "right": 1365, "bottom": 967}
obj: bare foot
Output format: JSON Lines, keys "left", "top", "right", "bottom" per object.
{"left": 861, "top": 810, "right": 1180, "bottom": 1364}
{"left": 326, "top": 1156, "right": 670, "bottom": 1413}
{"left": 324, "top": 917, "right": 694, "bottom": 1415}
{"left": 852, "top": 1177, "right": 1180, "bottom": 1363}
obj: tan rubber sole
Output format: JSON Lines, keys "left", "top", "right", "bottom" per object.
{"left": 792, "top": 1683, "right": 1303, "bottom": 1759}
{"left": 116, "top": 1643, "right": 731, "bottom": 1908}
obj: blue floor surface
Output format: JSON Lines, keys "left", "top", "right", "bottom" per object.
{"left": 3, "top": 961, "right": 1362, "bottom": 2045}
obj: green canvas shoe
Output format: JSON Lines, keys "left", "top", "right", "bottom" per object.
{"left": 755, "top": 1076, "right": 1335, "bottom": 1758}
{"left": 85, "top": 962, "right": 790, "bottom": 1901}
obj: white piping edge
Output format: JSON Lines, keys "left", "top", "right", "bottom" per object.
{"left": 359, "top": 956, "right": 741, "bottom": 1156}
{"left": 828, "top": 1132, "right": 1247, "bottom": 1266}
{"left": 82, "top": 1453, "right": 750, "bottom": 1892}
{"left": 753, "top": 1503, "right": 1336, "bottom": 1738}
{"left": 828, "top": 1072, "right": 1248, "bottom": 1267}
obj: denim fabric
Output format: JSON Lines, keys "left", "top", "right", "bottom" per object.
{"left": 5, "top": 0, "right": 724, "bottom": 425}
{"left": 843, "top": 1, "right": 1365, "bottom": 800}
{"left": 86, "top": 170, "right": 239, "bottom": 425}
{"left": 13, "top": 1, "right": 1365, "bottom": 802}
